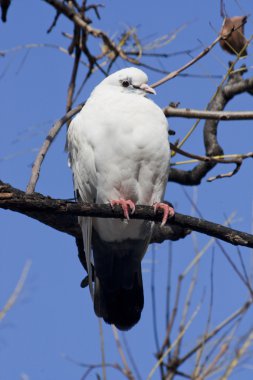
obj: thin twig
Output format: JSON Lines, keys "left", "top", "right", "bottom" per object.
{"left": 0, "top": 260, "right": 32, "bottom": 321}
{"left": 199, "top": 325, "right": 234, "bottom": 377}
{"left": 151, "top": 23, "right": 244, "bottom": 88}
{"left": 173, "top": 190, "right": 201, "bottom": 360}
{"left": 1, "top": 42, "right": 88, "bottom": 65}
{"left": 63, "top": 353, "right": 127, "bottom": 379}
{"left": 99, "top": 319, "right": 106, "bottom": 380}
{"left": 151, "top": 245, "right": 160, "bottom": 352}
{"left": 147, "top": 304, "right": 201, "bottom": 380}
{"left": 198, "top": 344, "right": 229, "bottom": 380}
{"left": 171, "top": 153, "right": 253, "bottom": 166}
{"left": 160, "top": 273, "right": 182, "bottom": 354}
{"left": 44, "top": 0, "right": 139, "bottom": 65}
{"left": 175, "top": 300, "right": 251, "bottom": 368}
{"left": 162, "top": 230, "right": 221, "bottom": 377}
{"left": 165, "top": 241, "right": 173, "bottom": 327}
{"left": 226, "top": 217, "right": 252, "bottom": 293}
{"left": 218, "top": 330, "right": 253, "bottom": 379}
{"left": 183, "top": 189, "right": 253, "bottom": 294}
{"left": 151, "top": 245, "right": 165, "bottom": 379}
{"left": 197, "top": 304, "right": 245, "bottom": 378}
{"left": 72, "top": 67, "right": 93, "bottom": 103}
{"left": 216, "top": 240, "right": 253, "bottom": 296}
{"left": 122, "top": 333, "right": 142, "bottom": 380}
{"left": 112, "top": 326, "right": 134, "bottom": 380}
{"left": 66, "top": 39, "right": 81, "bottom": 112}
{"left": 192, "top": 248, "right": 215, "bottom": 378}
{"left": 47, "top": 10, "right": 61, "bottom": 33}
{"left": 173, "top": 246, "right": 200, "bottom": 359}
{"left": 207, "top": 162, "right": 242, "bottom": 182}
{"left": 134, "top": 60, "right": 221, "bottom": 79}
{"left": 85, "top": 3, "right": 104, "bottom": 19}
{"left": 26, "top": 103, "right": 84, "bottom": 194}
{"left": 170, "top": 143, "right": 253, "bottom": 166}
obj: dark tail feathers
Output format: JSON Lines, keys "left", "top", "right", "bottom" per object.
{"left": 91, "top": 228, "right": 148, "bottom": 330}
{"left": 94, "top": 266, "right": 144, "bottom": 331}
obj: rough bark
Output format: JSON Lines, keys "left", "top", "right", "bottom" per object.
{"left": 1, "top": 180, "right": 253, "bottom": 248}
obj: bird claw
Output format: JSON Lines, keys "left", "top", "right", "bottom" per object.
{"left": 110, "top": 199, "right": 136, "bottom": 220}
{"left": 153, "top": 202, "right": 175, "bottom": 226}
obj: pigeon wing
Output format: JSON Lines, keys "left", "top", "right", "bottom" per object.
{"left": 67, "top": 112, "right": 97, "bottom": 298}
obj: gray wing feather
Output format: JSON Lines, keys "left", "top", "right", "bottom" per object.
{"left": 67, "top": 115, "right": 97, "bottom": 298}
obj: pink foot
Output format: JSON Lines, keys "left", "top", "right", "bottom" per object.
{"left": 153, "top": 202, "right": 175, "bottom": 226}
{"left": 110, "top": 199, "right": 136, "bottom": 220}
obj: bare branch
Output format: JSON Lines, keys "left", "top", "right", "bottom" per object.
{"left": 170, "top": 70, "right": 253, "bottom": 185}
{"left": 1, "top": 181, "right": 189, "bottom": 245}
{"left": 43, "top": 0, "right": 138, "bottom": 64}
{"left": 0, "top": 260, "right": 31, "bottom": 321}
{"left": 122, "top": 334, "right": 142, "bottom": 380}
{"left": 64, "top": 355, "right": 129, "bottom": 380}
{"left": 218, "top": 330, "right": 253, "bottom": 379}
{"left": 98, "top": 319, "right": 107, "bottom": 380}
{"left": 26, "top": 104, "right": 84, "bottom": 194}
{"left": 170, "top": 143, "right": 253, "bottom": 165}
{"left": 112, "top": 326, "right": 134, "bottom": 380}
{"left": 24, "top": 64, "right": 253, "bottom": 194}
{"left": 151, "top": 35, "right": 222, "bottom": 88}
{"left": 150, "top": 20, "right": 248, "bottom": 89}
{"left": 147, "top": 304, "right": 201, "bottom": 380}
{"left": 207, "top": 162, "right": 242, "bottom": 182}
{"left": 47, "top": 10, "right": 61, "bottom": 33}
{"left": 171, "top": 144, "right": 253, "bottom": 182}
{"left": 171, "top": 300, "right": 252, "bottom": 370}
{"left": 165, "top": 105, "right": 253, "bottom": 120}
{"left": 1, "top": 181, "right": 253, "bottom": 248}
{"left": 66, "top": 26, "right": 82, "bottom": 112}
{"left": 85, "top": 4, "right": 104, "bottom": 20}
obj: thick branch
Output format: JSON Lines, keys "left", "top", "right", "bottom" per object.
{"left": 1, "top": 181, "right": 188, "bottom": 244}
{"left": 1, "top": 181, "right": 253, "bottom": 248}
{"left": 170, "top": 71, "right": 253, "bottom": 185}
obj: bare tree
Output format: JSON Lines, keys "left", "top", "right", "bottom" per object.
{"left": 1, "top": 1, "right": 253, "bottom": 379}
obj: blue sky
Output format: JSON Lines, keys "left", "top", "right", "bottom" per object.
{"left": 1, "top": 1, "right": 253, "bottom": 379}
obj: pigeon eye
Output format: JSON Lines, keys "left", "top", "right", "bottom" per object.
{"left": 122, "top": 80, "right": 130, "bottom": 88}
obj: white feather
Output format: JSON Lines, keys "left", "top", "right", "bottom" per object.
{"left": 67, "top": 67, "right": 170, "bottom": 305}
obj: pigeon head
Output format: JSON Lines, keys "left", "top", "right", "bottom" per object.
{"left": 94, "top": 67, "right": 156, "bottom": 96}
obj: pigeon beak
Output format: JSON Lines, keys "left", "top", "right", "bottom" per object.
{"left": 139, "top": 83, "right": 156, "bottom": 95}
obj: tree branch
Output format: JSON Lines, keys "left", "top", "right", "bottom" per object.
{"left": 26, "top": 71, "right": 253, "bottom": 196}
{"left": 26, "top": 104, "right": 84, "bottom": 194}
{"left": 165, "top": 105, "right": 253, "bottom": 120}
{"left": 150, "top": 19, "right": 247, "bottom": 88}
{"left": 43, "top": 0, "right": 138, "bottom": 64}
{"left": 1, "top": 181, "right": 188, "bottom": 244}
{"left": 1, "top": 181, "right": 253, "bottom": 248}
{"left": 169, "top": 69, "right": 253, "bottom": 185}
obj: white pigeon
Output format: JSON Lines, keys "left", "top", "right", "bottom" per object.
{"left": 67, "top": 67, "right": 173, "bottom": 330}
